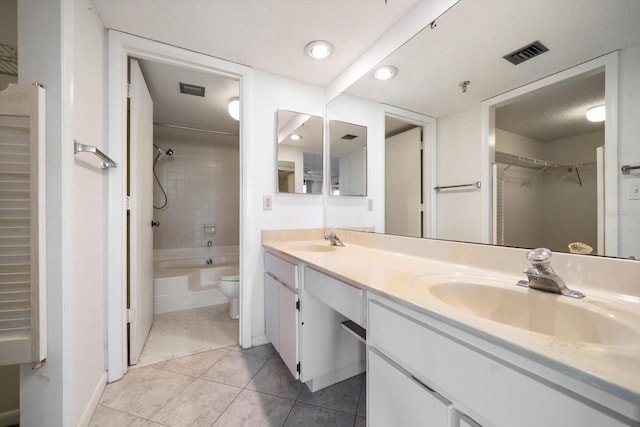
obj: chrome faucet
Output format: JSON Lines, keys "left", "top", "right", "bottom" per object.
{"left": 324, "top": 233, "right": 345, "bottom": 247}
{"left": 517, "top": 248, "right": 584, "bottom": 298}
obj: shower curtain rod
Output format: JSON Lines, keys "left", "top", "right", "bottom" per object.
{"left": 153, "top": 122, "right": 239, "bottom": 136}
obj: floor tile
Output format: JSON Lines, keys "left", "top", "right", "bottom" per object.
{"left": 247, "top": 357, "right": 304, "bottom": 400}
{"left": 201, "top": 345, "right": 273, "bottom": 388}
{"left": 357, "top": 375, "right": 366, "bottom": 417}
{"left": 99, "top": 367, "right": 193, "bottom": 419}
{"left": 213, "top": 389, "right": 294, "bottom": 427}
{"left": 283, "top": 402, "right": 355, "bottom": 427}
{"left": 89, "top": 406, "right": 163, "bottom": 427}
{"left": 153, "top": 347, "right": 231, "bottom": 377}
{"left": 297, "top": 374, "right": 363, "bottom": 414}
{"left": 137, "top": 305, "right": 239, "bottom": 367}
{"left": 151, "top": 379, "right": 241, "bottom": 427}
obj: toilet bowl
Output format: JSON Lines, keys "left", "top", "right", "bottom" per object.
{"left": 219, "top": 267, "right": 240, "bottom": 319}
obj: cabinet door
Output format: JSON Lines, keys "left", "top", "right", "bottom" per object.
{"left": 264, "top": 273, "right": 279, "bottom": 352}
{"left": 369, "top": 349, "right": 450, "bottom": 427}
{"left": 278, "top": 282, "right": 299, "bottom": 379}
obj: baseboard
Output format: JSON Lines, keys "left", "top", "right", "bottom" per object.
{"left": 305, "top": 360, "right": 366, "bottom": 392}
{"left": 0, "top": 409, "right": 19, "bottom": 426}
{"left": 251, "top": 334, "right": 269, "bottom": 347}
{"left": 77, "top": 371, "right": 107, "bottom": 427}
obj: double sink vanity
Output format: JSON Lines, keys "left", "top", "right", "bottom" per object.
{"left": 262, "top": 228, "right": 640, "bottom": 427}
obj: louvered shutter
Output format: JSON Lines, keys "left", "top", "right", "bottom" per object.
{"left": 0, "top": 83, "right": 46, "bottom": 367}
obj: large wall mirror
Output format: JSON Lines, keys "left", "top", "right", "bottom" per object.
{"left": 338, "top": 0, "right": 640, "bottom": 259}
{"left": 276, "top": 110, "right": 324, "bottom": 194}
{"left": 329, "top": 120, "right": 367, "bottom": 196}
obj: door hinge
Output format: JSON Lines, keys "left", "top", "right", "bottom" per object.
{"left": 127, "top": 83, "right": 132, "bottom": 99}
{"left": 126, "top": 195, "right": 134, "bottom": 211}
{"left": 420, "top": 140, "right": 425, "bottom": 150}
{"left": 126, "top": 308, "right": 136, "bottom": 323}
{"left": 296, "top": 362, "right": 301, "bottom": 373}
{"left": 296, "top": 300, "right": 300, "bottom": 311}
{"left": 420, "top": 203, "right": 424, "bottom": 212}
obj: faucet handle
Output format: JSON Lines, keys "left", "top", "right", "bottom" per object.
{"left": 526, "top": 248, "right": 552, "bottom": 270}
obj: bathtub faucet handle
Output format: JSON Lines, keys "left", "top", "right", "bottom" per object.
{"left": 206, "top": 258, "right": 213, "bottom": 265}
{"left": 151, "top": 220, "right": 160, "bottom": 228}
{"left": 207, "top": 240, "right": 213, "bottom": 247}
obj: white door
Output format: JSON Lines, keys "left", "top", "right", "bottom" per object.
{"left": 385, "top": 127, "right": 422, "bottom": 237}
{"left": 128, "top": 58, "right": 154, "bottom": 365}
{"left": 278, "top": 283, "right": 299, "bottom": 379}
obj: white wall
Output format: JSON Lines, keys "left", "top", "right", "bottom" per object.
{"left": 338, "top": 146, "right": 367, "bottom": 196}
{"left": 245, "top": 71, "right": 326, "bottom": 345}
{"left": 618, "top": 44, "right": 640, "bottom": 259}
{"left": 326, "top": 94, "right": 384, "bottom": 231}
{"left": 153, "top": 137, "right": 240, "bottom": 249}
{"left": 19, "top": 1, "right": 107, "bottom": 425}
{"left": 72, "top": 3, "right": 107, "bottom": 424}
{"left": 436, "top": 105, "right": 483, "bottom": 242}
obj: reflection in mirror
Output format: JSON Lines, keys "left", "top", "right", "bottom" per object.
{"left": 276, "top": 110, "right": 324, "bottom": 194}
{"left": 494, "top": 70, "right": 604, "bottom": 255}
{"left": 329, "top": 120, "right": 367, "bottom": 196}
{"left": 340, "top": 0, "right": 640, "bottom": 259}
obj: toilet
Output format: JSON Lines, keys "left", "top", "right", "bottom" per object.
{"left": 218, "top": 266, "right": 240, "bottom": 319}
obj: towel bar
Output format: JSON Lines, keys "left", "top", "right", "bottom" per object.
{"left": 434, "top": 181, "right": 481, "bottom": 191}
{"left": 74, "top": 140, "right": 118, "bottom": 169}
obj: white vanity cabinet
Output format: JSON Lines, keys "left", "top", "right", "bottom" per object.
{"left": 264, "top": 252, "right": 300, "bottom": 378}
{"left": 367, "top": 294, "right": 634, "bottom": 427}
{"left": 264, "top": 250, "right": 366, "bottom": 391}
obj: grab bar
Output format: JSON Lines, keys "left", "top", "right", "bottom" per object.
{"left": 621, "top": 164, "right": 640, "bottom": 175}
{"left": 434, "top": 181, "right": 481, "bottom": 191}
{"left": 74, "top": 140, "right": 118, "bottom": 169}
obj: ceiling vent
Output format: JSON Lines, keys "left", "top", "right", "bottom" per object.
{"left": 503, "top": 41, "right": 549, "bottom": 65}
{"left": 179, "top": 82, "right": 205, "bottom": 97}
{"left": 341, "top": 134, "right": 357, "bottom": 140}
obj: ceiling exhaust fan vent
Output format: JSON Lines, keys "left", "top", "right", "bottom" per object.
{"left": 179, "top": 82, "right": 205, "bottom": 97}
{"left": 503, "top": 41, "right": 549, "bottom": 65}
{"left": 341, "top": 134, "right": 357, "bottom": 140}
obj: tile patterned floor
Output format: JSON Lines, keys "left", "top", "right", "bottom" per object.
{"left": 91, "top": 344, "right": 366, "bottom": 427}
{"left": 137, "top": 305, "right": 239, "bottom": 367}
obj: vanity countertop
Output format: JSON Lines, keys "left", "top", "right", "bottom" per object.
{"left": 262, "top": 233, "right": 640, "bottom": 406}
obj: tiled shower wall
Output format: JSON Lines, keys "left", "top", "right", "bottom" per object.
{"left": 152, "top": 136, "right": 239, "bottom": 249}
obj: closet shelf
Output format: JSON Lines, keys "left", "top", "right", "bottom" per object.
{"left": 495, "top": 150, "right": 596, "bottom": 187}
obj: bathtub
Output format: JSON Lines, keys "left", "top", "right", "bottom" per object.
{"left": 153, "top": 246, "right": 239, "bottom": 314}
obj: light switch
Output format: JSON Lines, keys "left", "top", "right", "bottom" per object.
{"left": 263, "top": 195, "right": 273, "bottom": 210}
{"left": 367, "top": 199, "right": 374, "bottom": 211}
{"left": 630, "top": 182, "right": 640, "bottom": 200}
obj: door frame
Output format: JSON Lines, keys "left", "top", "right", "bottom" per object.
{"left": 105, "top": 30, "right": 252, "bottom": 382}
{"left": 481, "top": 52, "right": 619, "bottom": 254}
{"left": 382, "top": 105, "right": 437, "bottom": 238}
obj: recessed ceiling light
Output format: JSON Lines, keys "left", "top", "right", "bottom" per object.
{"left": 586, "top": 105, "right": 605, "bottom": 122}
{"left": 228, "top": 97, "right": 239, "bottom": 121}
{"left": 305, "top": 40, "right": 334, "bottom": 60}
{"left": 373, "top": 65, "right": 398, "bottom": 81}
{"left": 290, "top": 134, "right": 302, "bottom": 141}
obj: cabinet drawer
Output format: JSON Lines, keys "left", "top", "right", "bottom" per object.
{"left": 369, "top": 348, "right": 450, "bottom": 427}
{"left": 369, "top": 299, "right": 629, "bottom": 427}
{"left": 264, "top": 252, "right": 298, "bottom": 290}
{"left": 305, "top": 267, "right": 365, "bottom": 326}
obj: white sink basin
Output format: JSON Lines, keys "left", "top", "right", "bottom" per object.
{"left": 412, "top": 275, "right": 638, "bottom": 346}
{"left": 289, "top": 244, "right": 336, "bottom": 253}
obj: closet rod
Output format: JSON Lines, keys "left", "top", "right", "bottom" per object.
{"left": 153, "top": 122, "right": 239, "bottom": 136}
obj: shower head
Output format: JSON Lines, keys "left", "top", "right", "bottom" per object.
{"left": 153, "top": 145, "right": 174, "bottom": 160}
{"left": 166, "top": 148, "right": 174, "bottom": 156}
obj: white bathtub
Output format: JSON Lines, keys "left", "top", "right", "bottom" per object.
{"left": 153, "top": 246, "right": 239, "bottom": 314}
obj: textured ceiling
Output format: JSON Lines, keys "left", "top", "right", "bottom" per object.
{"left": 346, "top": 0, "right": 640, "bottom": 120}
{"left": 92, "top": 0, "right": 419, "bottom": 87}
{"left": 496, "top": 72, "right": 605, "bottom": 142}
{"left": 138, "top": 59, "right": 240, "bottom": 144}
